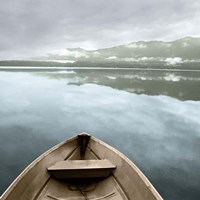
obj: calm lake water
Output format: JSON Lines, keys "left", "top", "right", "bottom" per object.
{"left": 0, "top": 67, "right": 200, "bottom": 200}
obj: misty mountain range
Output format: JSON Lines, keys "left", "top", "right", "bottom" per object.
{"left": 1, "top": 37, "right": 200, "bottom": 69}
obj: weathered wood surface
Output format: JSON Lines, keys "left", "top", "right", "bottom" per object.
{"left": 1, "top": 133, "right": 163, "bottom": 200}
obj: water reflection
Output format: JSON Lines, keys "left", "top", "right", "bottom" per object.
{"left": 0, "top": 70, "right": 200, "bottom": 200}
{"left": 34, "top": 68, "right": 200, "bottom": 101}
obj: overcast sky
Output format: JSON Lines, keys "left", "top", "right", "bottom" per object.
{"left": 0, "top": 0, "right": 200, "bottom": 59}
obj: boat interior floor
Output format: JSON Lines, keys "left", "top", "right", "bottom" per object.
{"left": 37, "top": 176, "right": 128, "bottom": 200}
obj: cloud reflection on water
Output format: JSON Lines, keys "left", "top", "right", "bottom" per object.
{"left": 0, "top": 71, "right": 200, "bottom": 200}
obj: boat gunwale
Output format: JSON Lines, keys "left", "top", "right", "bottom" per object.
{"left": 90, "top": 135, "right": 163, "bottom": 200}
{"left": 0, "top": 135, "right": 78, "bottom": 199}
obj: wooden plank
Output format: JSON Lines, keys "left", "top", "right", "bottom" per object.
{"left": 47, "top": 159, "right": 116, "bottom": 179}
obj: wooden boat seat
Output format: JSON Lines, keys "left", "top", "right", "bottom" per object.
{"left": 47, "top": 159, "right": 116, "bottom": 179}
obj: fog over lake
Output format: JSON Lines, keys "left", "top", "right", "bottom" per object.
{"left": 0, "top": 68, "right": 200, "bottom": 200}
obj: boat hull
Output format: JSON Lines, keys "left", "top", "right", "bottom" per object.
{"left": 1, "top": 133, "right": 163, "bottom": 200}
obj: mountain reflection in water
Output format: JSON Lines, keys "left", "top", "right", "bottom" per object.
{"left": 0, "top": 68, "right": 200, "bottom": 200}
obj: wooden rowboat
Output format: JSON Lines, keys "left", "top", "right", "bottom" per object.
{"left": 1, "top": 133, "right": 163, "bottom": 200}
